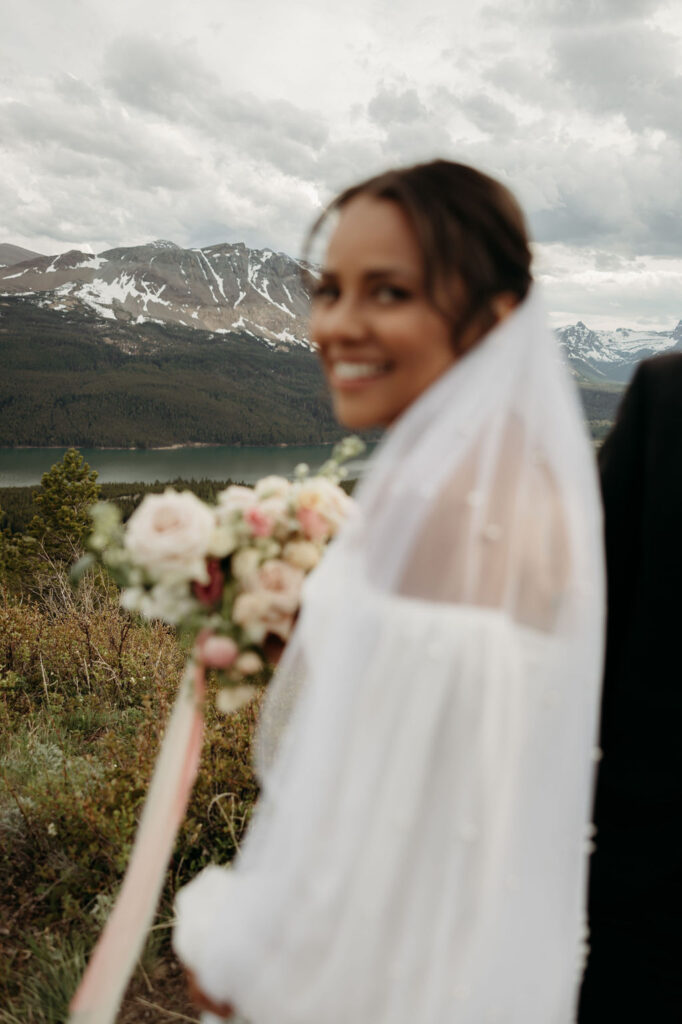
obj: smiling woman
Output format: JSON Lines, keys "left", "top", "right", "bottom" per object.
{"left": 307, "top": 161, "right": 531, "bottom": 428}
{"left": 309, "top": 196, "right": 459, "bottom": 428}
{"left": 172, "top": 161, "right": 605, "bottom": 1024}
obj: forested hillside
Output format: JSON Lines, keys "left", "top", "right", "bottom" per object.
{"left": 0, "top": 296, "right": 622, "bottom": 446}
{"left": 0, "top": 298, "right": 345, "bottom": 447}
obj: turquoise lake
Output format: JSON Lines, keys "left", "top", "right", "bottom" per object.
{"left": 0, "top": 444, "right": 379, "bottom": 488}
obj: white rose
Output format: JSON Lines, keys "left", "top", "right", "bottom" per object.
{"left": 124, "top": 489, "right": 215, "bottom": 583}
{"left": 216, "top": 485, "right": 256, "bottom": 515}
{"left": 254, "top": 475, "right": 292, "bottom": 500}
{"left": 282, "top": 539, "right": 321, "bottom": 572}
{"left": 208, "top": 520, "right": 238, "bottom": 559}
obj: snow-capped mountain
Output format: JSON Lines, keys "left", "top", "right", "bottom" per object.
{"left": 1, "top": 239, "right": 680, "bottom": 381}
{"left": 0, "top": 240, "right": 314, "bottom": 349}
{"left": 556, "top": 320, "right": 682, "bottom": 383}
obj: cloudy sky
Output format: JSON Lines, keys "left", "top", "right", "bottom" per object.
{"left": 2, "top": 0, "right": 681, "bottom": 328}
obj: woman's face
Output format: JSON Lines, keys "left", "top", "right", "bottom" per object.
{"left": 309, "top": 195, "right": 458, "bottom": 430}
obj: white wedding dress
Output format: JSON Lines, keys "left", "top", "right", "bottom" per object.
{"left": 173, "top": 289, "right": 605, "bottom": 1023}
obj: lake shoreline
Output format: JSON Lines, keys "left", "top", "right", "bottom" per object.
{"left": 2, "top": 440, "right": 343, "bottom": 452}
{"left": 0, "top": 441, "right": 378, "bottom": 488}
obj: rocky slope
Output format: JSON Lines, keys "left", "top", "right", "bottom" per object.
{"left": 0, "top": 240, "right": 314, "bottom": 349}
{"left": 0, "top": 243, "right": 44, "bottom": 269}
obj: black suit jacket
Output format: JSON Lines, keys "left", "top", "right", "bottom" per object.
{"left": 579, "top": 353, "right": 682, "bottom": 1020}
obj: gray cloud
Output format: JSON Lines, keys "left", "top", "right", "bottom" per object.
{"left": 0, "top": 96, "right": 197, "bottom": 191}
{"left": 492, "top": 0, "right": 665, "bottom": 26}
{"left": 458, "top": 94, "right": 518, "bottom": 137}
{"left": 2, "top": 0, "right": 682, "bottom": 326}
{"left": 104, "top": 34, "right": 328, "bottom": 149}
{"left": 102, "top": 34, "right": 217, "bottom": 115}
{"left": 367, "top": 86, "right": 428, "bottom": 125}
{"left": 550, "top": 24, "right": 682, "bottom": 139}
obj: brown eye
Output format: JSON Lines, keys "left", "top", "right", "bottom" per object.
{"left": 374, "top": 284, "right": 411, "bottom": 304}
{"left": 311, "top": 282, "right": 339, "bottom": 303}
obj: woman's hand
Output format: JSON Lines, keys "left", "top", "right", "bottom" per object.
{"left": 186, "top": 969, "right": 235, "bottom": 1017}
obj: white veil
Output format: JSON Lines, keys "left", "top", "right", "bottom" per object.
{"left": 174, "top": 287, "right": 605, "bottom": 1024}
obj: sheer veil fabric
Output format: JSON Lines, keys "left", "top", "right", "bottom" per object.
{"left": 173, "top": 287, "right": 605, "bottom": 1024}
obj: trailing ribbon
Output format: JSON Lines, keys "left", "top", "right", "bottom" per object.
{"left": 69, "top": 661, "right": 205, "bottom": 1024}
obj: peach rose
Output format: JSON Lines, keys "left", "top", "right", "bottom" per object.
{"left": 294, "top": 477, "right": 352, "bottom": 539}
{"left": 253, "top": 559, "right": 304, "bottom": 613}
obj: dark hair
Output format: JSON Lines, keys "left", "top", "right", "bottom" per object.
{"left": 305, "top": 159, "right": 533, "bottom": 352}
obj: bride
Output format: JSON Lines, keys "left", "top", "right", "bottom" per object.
{"left": 173, "top": 160, "right": 605, "bottom": 1023}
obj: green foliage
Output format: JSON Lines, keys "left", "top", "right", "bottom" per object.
{"left": 27, "top": 449, "right": 101, "bottom": 562}
{"left": 0, "top": 931, "right": 89, "bottom": 1024}
{"left": 0, "top": 570, "right": 261, "bottom": 1016}
{"left": 0, "top": 477, "right": 242, "bottom": 540}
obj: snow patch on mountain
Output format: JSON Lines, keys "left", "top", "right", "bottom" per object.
{"left": 556, "top": 319, "right": 681, "bottom": 383}
{"left": 6, "top": 236, "right": 675, "bottom": 376}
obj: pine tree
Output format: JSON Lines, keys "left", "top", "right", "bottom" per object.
{"left": 28, "top": 448, "right": 101, "bottom": 562}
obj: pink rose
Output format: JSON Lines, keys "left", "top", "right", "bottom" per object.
{"left": 244, "top": 504, "right": 275, "bottom": 538}
{"left": 297, "top": 506, "right": 331, "bottom": 541}
{"left": 199, "top": 634, "right": 239, "bottom": 669}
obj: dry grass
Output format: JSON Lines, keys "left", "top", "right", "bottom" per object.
{"left": 0, "top": 572, "right": 260, "bottom": 1021}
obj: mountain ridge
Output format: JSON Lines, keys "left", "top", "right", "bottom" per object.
{"left": 1, "top": 239, "right": 680, "bottom": 385}
{"left": 0, "top": 240, "right": 313, "bottom": 349}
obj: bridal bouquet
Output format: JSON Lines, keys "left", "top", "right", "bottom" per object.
{"left": 73, "top": 436, "right": 363, "bottom": 710}
{"left": 69, "top": 438, "right": 364, "bottom": 1024}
